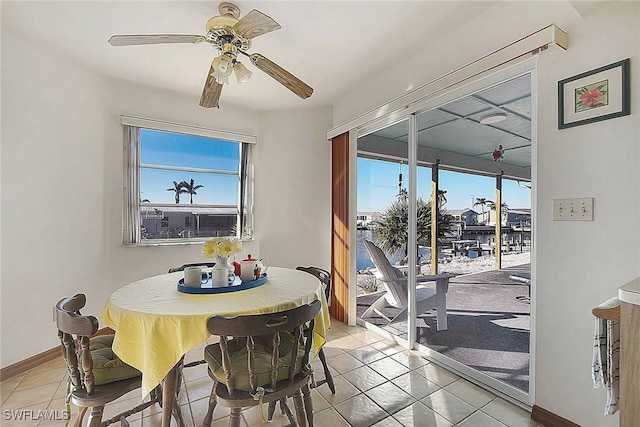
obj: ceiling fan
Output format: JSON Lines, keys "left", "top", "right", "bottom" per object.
{"left": 108, "top": 2, "right": 313, "bottom": 108}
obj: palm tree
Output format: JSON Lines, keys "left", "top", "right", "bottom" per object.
{"left": 182, "top": 179, "right": 204, "bottom": 204}
{"left": 487, "top": 201, "right": 509, "bottom": 224}
{"left": 473, "top": 197, "right": 492, "bottom": 224}
{"left": 437, "top": 189, "right": 447, "bottom": 207}
{"left": 166, "top": 181, "right": 187, "bottom": 204}
{"left": 374, "top": 197, "right": 453, "bottom": 257}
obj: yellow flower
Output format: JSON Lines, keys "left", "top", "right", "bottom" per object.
{"left": 202, "top": 237, "right": 243, "bottom": 259}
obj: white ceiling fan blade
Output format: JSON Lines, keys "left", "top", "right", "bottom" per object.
{"left": 108, "top": 34, "right": 206, "bottom": 46}
{"left": 249, "top": 53, "right": 313, "bottom": 99}
{"left": 233, "top": 10, "right": 281, "bottom": 39}
{"left": 200, "top": 65, "right": 223, "bottom": 108}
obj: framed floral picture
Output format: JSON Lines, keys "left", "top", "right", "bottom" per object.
{"left": 558, "top": 58, "right": 630, "bottom": 129}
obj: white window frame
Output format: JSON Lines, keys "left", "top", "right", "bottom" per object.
{"left": 121, "top": 116, "right": 256, "bottom": 245}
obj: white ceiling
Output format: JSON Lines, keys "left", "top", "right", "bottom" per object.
{"left": 2, "top": 1, "right": 499, "bottom": 111}
{"left": 364, "top": 73, "right": 532, "bottom": 174}
{"left": 4, "top": 0, "right": 534, "bottom": 179}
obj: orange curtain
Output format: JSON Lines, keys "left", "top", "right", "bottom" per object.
{"left": 331, "top": 133, "right": 349, "bottom": 322}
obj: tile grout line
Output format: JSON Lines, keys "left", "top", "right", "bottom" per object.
{"left": 1, "top": 321, "right": 537, "bottom": 427}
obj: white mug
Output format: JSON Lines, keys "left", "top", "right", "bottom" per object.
{"left": 184, "top": 266, "right": 208, "bottom": 287}
{"left": 212, "top": 269, "right": 236, "bottom": 287}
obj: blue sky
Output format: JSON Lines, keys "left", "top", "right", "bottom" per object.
{"left": 139, "top": 129, "right": 239, "bottom": 205}
{"left": 138, "top": 130, "right": 530, "bottom": 211}
{"left": 357, "top": 157, "right": 531, "bottom": 212}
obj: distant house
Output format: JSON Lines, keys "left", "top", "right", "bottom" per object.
{"left": 140, "top": 205, "right": 237, "bottom": 239}
{"left": 445, "top": 208, "right": 478, "bottom": 240}
{"left": 448, "top": 208, "right": 479, "bottom": 226}
{"left": 356, "top": 212, "right": 379, "bottom": 229}
{"left": 505, "top": 208, "right": 532, "bottom": 227}
{"left": 442, "top": 207, "right": 532, "bottom": 254}
{"left": 488, "top": 207, "right": 531, "bottom": 227}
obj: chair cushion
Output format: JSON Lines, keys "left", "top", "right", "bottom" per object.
{"left": 88, "top": 335, "right": 141, "bottom": 385}
{"left": 204, "top": 332, "right": 305, "bottom": 392}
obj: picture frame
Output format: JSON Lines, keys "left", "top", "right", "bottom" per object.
{"left": 558, "top": 58, "right": 630, "bottom": 129}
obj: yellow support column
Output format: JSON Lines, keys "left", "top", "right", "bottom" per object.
{"left": 431, "top": 160, "right": 440, "bottom": 274}
{"left": 495, "top": 172, "right": 503, "bottom": 270}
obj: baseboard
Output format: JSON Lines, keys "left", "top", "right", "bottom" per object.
{"left": 0, "top": 347, "right": 61, "bottom": 381}
{"left": 531, "top": 405, "right": 581, "bottom": 427}
{"left": 0, "top": 327, "right": 115, "bottom": 381}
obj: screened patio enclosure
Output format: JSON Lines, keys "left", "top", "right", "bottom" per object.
{"left": 355, "top": 72, "right": 533, "bottom": 403}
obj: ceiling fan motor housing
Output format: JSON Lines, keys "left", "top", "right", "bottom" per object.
{"left": 205, "top": 15, "right": 251, "bottom": 51}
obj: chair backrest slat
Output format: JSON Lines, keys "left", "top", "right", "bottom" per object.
{"left": 287, "top": 326, "right": 302, "bottom": 384}
{"left": 59, "top": 330, "right": 81, "bottom": 388}
{"left": 246, "top": 336, "right": 257, "bottom": 394}
{"left": 80, "top": 336, "right": 95, "bottom": 395}
{"left": 364, "top": 240, "right": 407, "bottom": 306}
{"left": 301, "top": 318, "right": 314, "bottom": 370}
{"left": 270, "top": 332, "right": 280, "bottom": 389}
{"left": 219, "top": 336, "right": 235, "bottom": 395}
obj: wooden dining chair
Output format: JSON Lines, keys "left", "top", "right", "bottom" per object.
{"left": 201, "top": 300, "right": 321, "bottom": 427}
{"left": 295, "top": 266, "right": 336, "bottom": 394}
{"left": 296, "top": 266, "right": 331, "bottom": 306}
{"left": 55, "top": 294, "right": 162, "bottom": 427}
{"left": 167, "top": 262, "right": 216, "bottom": 273}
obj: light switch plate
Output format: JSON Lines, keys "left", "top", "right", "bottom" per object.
{"left": 552, "top": 197, "right": 594, "bottom": 221}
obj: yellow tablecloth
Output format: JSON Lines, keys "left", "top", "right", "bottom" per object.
{"left": 102, "top": 266, "right": 330, "bottom": 397}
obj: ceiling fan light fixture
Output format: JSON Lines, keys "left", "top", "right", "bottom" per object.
{"left": 213, "top": 55, "right": 233, "bottom": 74}
{"left": 480, "top": 112, "right": 507, "bottom": 125}
{"left": 210, "top": 67, "right": 230, "bottom": 85}
{"left": 217, "top": 72, "right": 230, "bottom": 85}
{"left": 233, "top": 62, "right": 253, "bottom": 83}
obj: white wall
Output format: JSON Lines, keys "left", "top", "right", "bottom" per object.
{"left": 332, "top": 1, "right": 582, "bottom": 127}
{"left": 535, "top": 3, "right": 639, "bottom": 424}
{"left": 332, "top": 2, "right": 639, "bottom": 426}
{"left": 0, "top": 29, "right": 331, "bottom": 367}
{"left": 255, "top": 108, "right": 332, "bottom": 270}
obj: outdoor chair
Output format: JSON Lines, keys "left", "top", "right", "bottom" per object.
{"left": 510, "top": 272, "right": 531, "bottom": 303}
{"left": 55, "top": 294, "right": 162, "bottom": 427}
{"left": 296, "top": 266, "right": 336, "bottom": 394}
{"left": 201, "top": 300, "right": 321, "bottom": 427}
{"left": 362, "top": 240, "right": 453, "bottom": 330}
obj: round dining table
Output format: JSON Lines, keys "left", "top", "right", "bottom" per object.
{"left": 102, "top": 266, "right": 330, "bottom": 427}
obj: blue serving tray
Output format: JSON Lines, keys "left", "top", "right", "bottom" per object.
{"left": 177, "top": 273, "right": 268, "bottom": 294}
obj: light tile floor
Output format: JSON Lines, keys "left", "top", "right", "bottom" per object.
{"left": 0, "top": 320, "right": 545, "bottom": 426}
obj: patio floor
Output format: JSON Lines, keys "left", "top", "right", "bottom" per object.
{"left": 356, "top": 265, "right": 531, "bottom": 392}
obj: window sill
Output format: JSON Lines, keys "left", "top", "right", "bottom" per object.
{"left": 123, "top": 237, "right": 254, "bottom": 247}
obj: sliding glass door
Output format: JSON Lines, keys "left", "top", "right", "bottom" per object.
{"left": 355, "top": 71, "right": 533, "bottom": 405}
{"left": 356, "top": 120, "right": 409, "bottom": 334}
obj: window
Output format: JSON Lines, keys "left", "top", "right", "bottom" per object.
{"left": 123, "top": 116, "right": 255, "bottom": 244}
